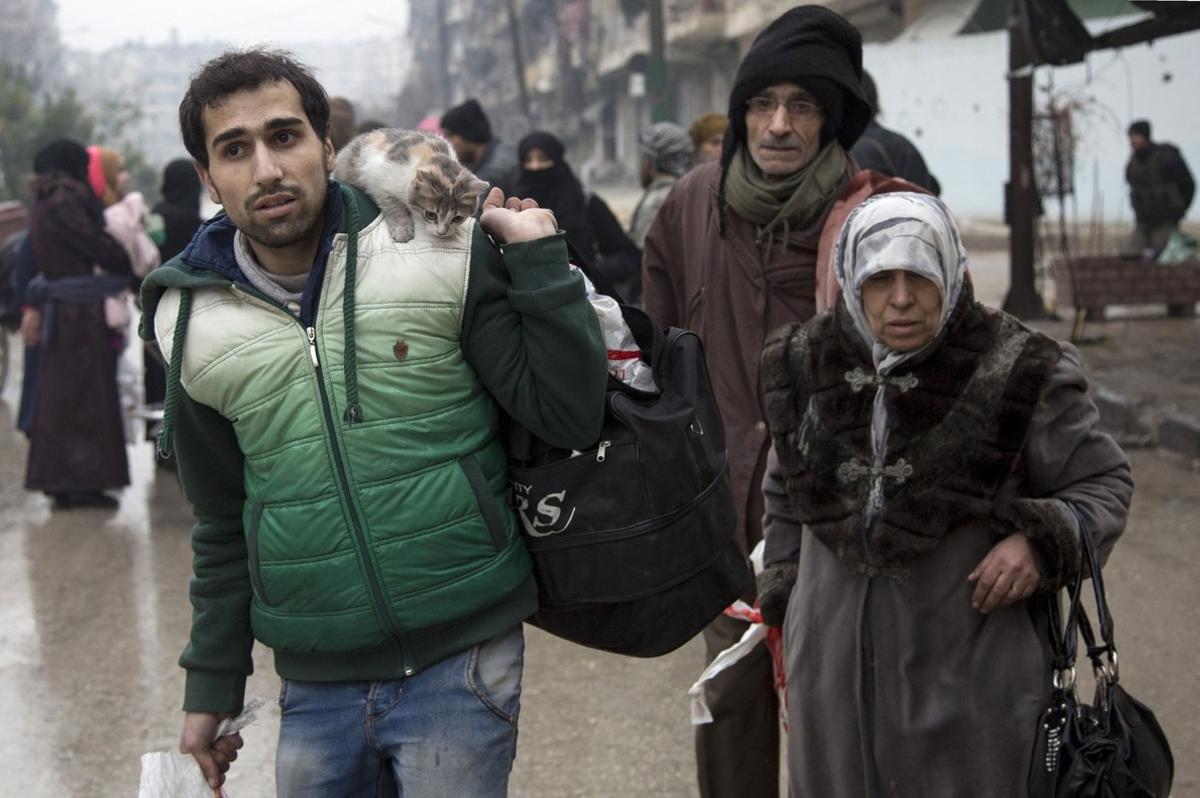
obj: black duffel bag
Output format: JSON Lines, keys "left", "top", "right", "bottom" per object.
{"left": 505, "top": 282, "right": 749, "bottom": 657}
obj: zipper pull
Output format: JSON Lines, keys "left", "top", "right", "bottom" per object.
{"left": 307, "top": 327, "right": 320, "bottom": 369}
{"left": 596, "top": 440, "right": 611, "bottom": 463}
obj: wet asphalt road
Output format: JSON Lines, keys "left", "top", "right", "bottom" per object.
{"left": 1, "top": 308, "right": 1197, "bottom": 797}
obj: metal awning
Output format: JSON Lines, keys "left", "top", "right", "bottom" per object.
{"left": 1009, "top": 0, "right": 1200, "bottom": 66}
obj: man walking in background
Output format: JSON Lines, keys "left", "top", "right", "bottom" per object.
{"left": 629, "top": 121, "right": 693, "bottom": 249}
{"left": 441, "top": 98, "right": 517, "bottom": 193}
{"left": 850, "top": 69, "right": 940, "bottom": 195}
{"left": 1125, "top": 118, "right": 1194, "bottom": 255}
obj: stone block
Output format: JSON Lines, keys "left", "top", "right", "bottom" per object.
{"left": 1158, "top": 413, "right": 1200, "bottom": 460}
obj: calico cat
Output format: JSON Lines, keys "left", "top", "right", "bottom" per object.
{"left": 334, "top": 129, "right": 488, "bottom": 243}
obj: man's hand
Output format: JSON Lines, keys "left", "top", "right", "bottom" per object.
{"left": 479, "top": 187, "right": 559, "bottom": 244}
{"left": 180, "top": 711, "right": 243, "bottom": 791}
{"left": 19, "top": 307, "right": 41, "bottom": 347}
{"left": 967, "top": 532, "right": 1041, "bottom": 614}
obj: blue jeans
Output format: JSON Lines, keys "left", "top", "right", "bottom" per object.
{"left": 275, "top": 625, "right": 524, "bottom": 798}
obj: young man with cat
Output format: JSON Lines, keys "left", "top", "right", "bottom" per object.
{"left": 139, "top": 48, "right": 607, "bottom": 797}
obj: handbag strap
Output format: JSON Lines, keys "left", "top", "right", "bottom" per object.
{"left": 1047, "top": 553, "right": 1085, "bottom": 678}
{"left": 1051, "top": 509, "right": 1120, "bottom": 687}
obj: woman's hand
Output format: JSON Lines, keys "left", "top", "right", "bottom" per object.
{"left": 967, "top": 532, "right": 1041, "bottom": 613}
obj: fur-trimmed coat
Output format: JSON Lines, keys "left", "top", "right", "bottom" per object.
{"left": 761, "top": 297, "right": 1133, "bottom": 798}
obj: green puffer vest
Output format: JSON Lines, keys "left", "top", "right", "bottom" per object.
{"left": 152, "top": 190, "right": 532, "bottom": 665}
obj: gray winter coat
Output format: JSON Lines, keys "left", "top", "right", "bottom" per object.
{"left": 762, "top": 346, "right": 1133, "bottom": 798}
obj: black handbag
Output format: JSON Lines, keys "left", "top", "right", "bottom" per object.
{"left": 503, "top": 254, "right": 751, "bottom": 657}
{"left": 1028, "top": 516, "right": 1173, "bottom": 798}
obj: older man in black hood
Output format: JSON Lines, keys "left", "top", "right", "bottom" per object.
{"left": 642, "top": 7, "right": 923, "bottom": 797}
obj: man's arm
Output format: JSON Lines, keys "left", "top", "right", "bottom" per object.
{"left": 1166, "top": 148, "right": 1196, "bottom": 212}
{"left": 462, "top": 191, "right": 607, "bottom": 450}
{"left": 641, "top": 186, "right": 685, "bottom": 329}
{"left": 173, "top": 389, "right": 255, "bottom": 713}
{"left": 169, "top": 387, "right": 254, "bottom": 790}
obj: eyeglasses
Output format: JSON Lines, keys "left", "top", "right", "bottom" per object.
{"left": 745, "top": 96, "right": 820, "bottom": 120}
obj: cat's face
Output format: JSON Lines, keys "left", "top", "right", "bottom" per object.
{"left": 411, "top": 167, "right": 488, "bottom": 236}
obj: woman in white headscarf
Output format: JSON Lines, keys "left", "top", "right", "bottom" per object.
{"left": 755, "top": 193, "right": 1133, "bottom": 797}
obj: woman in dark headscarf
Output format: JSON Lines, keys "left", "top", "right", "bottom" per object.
{"left": 142, "top": 158, "right": 204, "bottom": 445}
{"left": 24, "top": 138, "right": 133, "bottom": 508}
{"left": 153, "top": 158, "right": 203, "bottom": 262}
{"left": 512, "top": 131, "right": 641, "bottom": 301}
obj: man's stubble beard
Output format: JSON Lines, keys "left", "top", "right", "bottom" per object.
{"left": 238, "top": 183, "right": 325, "bottom": 250}
{"left": 242, "top": 207, "right": 324, "bottom": 250}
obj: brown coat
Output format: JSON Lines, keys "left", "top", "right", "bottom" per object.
{"left": 25, "top": 175, "right": 132, "bottom": 494}
{"left": 642, "top": 161, "right": 918, "bottom": 556}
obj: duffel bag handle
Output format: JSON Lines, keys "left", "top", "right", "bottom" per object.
{"left": 565, "top": 238, "right": 627, "bottom": 307}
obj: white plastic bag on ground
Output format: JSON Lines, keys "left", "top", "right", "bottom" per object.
{"left": 688, "top": 543, "right": 788, "bottom": 729}
{"left": 138, "top": 697, "right": 264, "bottom": 798}
{"left": 573, "top": 266, "right": 658, "bottom": 393}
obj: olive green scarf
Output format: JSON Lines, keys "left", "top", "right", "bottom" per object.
{"left": 724, "top": 141, "right": 847, "bottom": 258}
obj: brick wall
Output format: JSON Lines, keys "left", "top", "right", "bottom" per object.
{"left": 1055, "top": 256, "right": 1200, "bottom": 310}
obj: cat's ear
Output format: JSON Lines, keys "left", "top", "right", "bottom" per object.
{"left": 412, "top": 167, "right": 436, "bottom": 193}
{"left": 465, "top": 177, "right": 489, "bottom": 197}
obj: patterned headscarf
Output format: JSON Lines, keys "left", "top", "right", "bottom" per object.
{"left": 639, "top": 122, "right": 693, "bottom": 177}
{"left": 833, "top": 191, "right": 968, "bottom": 375}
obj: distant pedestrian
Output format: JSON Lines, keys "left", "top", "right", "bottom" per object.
{"left": 357, "top": 118, "right": 388, "bottom": 134}
{"left": 415, "top": 114, "right": 441, "bottom": 135}
{"left": 90, "top": 146, "right": 160, "bottom": 282}
{"left": 629, "top": 121, "right": 692, "bottom": 250}
{"left": 689, "top": 112, "right": 728, "bottom": 166}
{"left": 1125, "top": 118, "right": 1194, "bottom": 255}
{"left": 441, "top": 98, "right": 517, "bottom": 193}
{"left": 758, "top": 191, "right": 1132, "bottom": 797}
{"left": 23, "top": 139, "right": 132, "bottom": 509}
{"left": 143, "top": 158, "right": 202, "bottom": 446}
{"left": 514, "top": 130, "right": 641, "bottom": 302}
{"left": 329, "top": 96, "right": 357, "bottom": 152}
{"left": 13, "top": 232, "right": 40, "bottom": 436}
{"left": 850, "top": 69, "right": 941, "bottom": 194}
{"left": 152, "top": 159, "right": 204, "bottom": 263}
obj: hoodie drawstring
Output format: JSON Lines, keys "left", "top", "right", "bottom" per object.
{"left": 340, "top": 184, "right": 362, "bottom": 424}
{"left": 156, "top": 288, "right": 192, "bottom": 459}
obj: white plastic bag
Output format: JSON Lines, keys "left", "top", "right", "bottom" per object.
{"left": 688, "top": 543, "right": 788, "bottom": 728}
{"left": 138, "top": 697, "right": 264, "bottom": 798}
{"left": 116, "top": 346, "right": 143, "bottom": 444}
{"left": 574, "top": 267, "right": 658, "bottom": 393}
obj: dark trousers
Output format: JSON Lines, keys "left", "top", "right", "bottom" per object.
{"left": 695, "top": 612, "right": 780, "bottom": 798}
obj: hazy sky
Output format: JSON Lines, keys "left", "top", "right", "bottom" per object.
{"left": 54, "top": 0, "right": 409, "bottom": 51}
